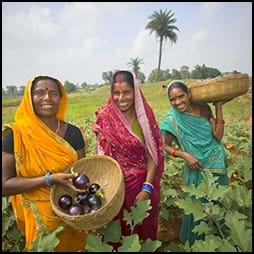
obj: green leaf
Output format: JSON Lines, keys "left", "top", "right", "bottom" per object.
{"left": 118, "top": 234, "right": 141, "bottom": 252}
{"left": 216, "top": 239, "right": 237, "bottom": 252}
{"left": 123, "top": 200, "right": 151, "bottom": 227}
{"left": 175, "top": 197, "right": 206, "bottom": 221}
{"left": 209, "top": 204, "right": 223, "bottom": 217}
{"left": 2, "top": 197, "right": 10, "bottom": 210}
{"left": 225, "top": 212, "right": 252, "bottom": 251}
{"left": 191, "top": 236, "right": 218, "bottom": 252}
{"left": 185, "top": 185, "right": 206, "bottom": 198}
{"left": 210, "top": 185, "right": 230, "bottom": 200}
{"left": 226, "top": 184, "right": 251, "bottom": 208}
{"left": 165, "top": 197, "right": 177, "bottom": 207}
{"left": 163, "top": 242, "right": 188, "bottom": 252}
{"left": 97, "top": 220, "right": 121, "bottom": 243}
{"left": 123, "top": 209, "right": 133, "bottom": 227}
{"left": 159, "top": 206, "right": 169, "bottom": 221}
{"left": 139, "top": 239, "right": 161, "bottom": 252}
{"left": 192, "top": 221, "right": 210, "bottom": 235}
{"left": 6, "top": 223, "right": 24, "bottom": 241}
{"left": 2, "top": 215, "right": 13, "bottom": 237}
{"left": 86, "top": 234, "right": 113, "bottom": 252}
{"left": 163, "top": 188, "right": 178, "bottom": 197}
{"left": 31, "top": 226, "right": 64, "bottom": 252}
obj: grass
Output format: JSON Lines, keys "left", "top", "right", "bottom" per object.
{"left": 2, "top": 80, "right": 252, "bottom": 128}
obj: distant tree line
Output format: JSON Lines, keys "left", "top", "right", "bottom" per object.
{"left": 102, "top": 64, "right": 241, "bottom": 84}
{"left": 2, "top": 66, "right": 241, "bottom": 97}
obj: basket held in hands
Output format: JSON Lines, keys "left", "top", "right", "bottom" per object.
{"left": 50, "top": 155, "right": 125, "bottom": 231}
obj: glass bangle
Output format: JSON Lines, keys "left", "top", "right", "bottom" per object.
{"left": 45, "top": 172, "right": 53, "bottom": 187}
{"left": 142, "top": 183, "right": 153, "bottom": 194}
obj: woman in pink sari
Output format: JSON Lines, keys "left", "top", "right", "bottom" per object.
{"left": 92, "top": 70, "right": 164, "bottom": 241}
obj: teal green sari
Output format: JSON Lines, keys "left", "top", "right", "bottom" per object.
{"left": 160, "top": 107, "right": 228, "bottom": 244}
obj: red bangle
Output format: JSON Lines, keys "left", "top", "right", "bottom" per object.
{"left": 172, "top": 148, "right": 178, "bottom": 157}
{"left": 216, "top": 119, "right": 225, "bottom": 124}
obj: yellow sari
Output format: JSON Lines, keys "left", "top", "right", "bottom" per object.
{"left": 2, "top": 76, "right": 86, "bottom": 251}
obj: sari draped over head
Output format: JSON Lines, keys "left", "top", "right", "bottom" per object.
{"left": 92, "top": 71, "right": 164, "bottom": 240}
{"left": 2, "top": 75, "right": 86, "bottom": 251}
{"left": 160, "top": 107, "right": 228, "bottom": 187}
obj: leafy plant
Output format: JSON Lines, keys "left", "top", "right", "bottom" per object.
{"left": 159, "top": 154, "right": 184, "bottom": 221}
{"left": 85, "top": 199, "right": 162, "bottom": 252}
{"left": 2, "top": 197, "right": 25, "bottom": 252}
{"left": 164, "top": 169, "right": 252, "bottom": 252}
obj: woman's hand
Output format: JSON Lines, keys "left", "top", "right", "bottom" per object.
{"left": 50, "top": 173, "right": 86, "bottom": 192}
{"left": 134, "top": 190, "right": 151, "bottom": 203}
{"left": 183, "top": 152, "right": 204, "bottom": 171}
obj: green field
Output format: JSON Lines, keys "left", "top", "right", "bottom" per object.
{"left": 2, "top": 79, "right": 252, "bottom": 128}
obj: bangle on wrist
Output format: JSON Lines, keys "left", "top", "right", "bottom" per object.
{"left": 143, "top": 182, "right": 154, "bottom": 189}
{"left": 216, "top": 119, "right": 225, "bottom": 124}
{"left": 45, "top": 172, "right": 53, "bottom": 187}
{"left": 142, "top": 183, "right": 153, "bottom": 194}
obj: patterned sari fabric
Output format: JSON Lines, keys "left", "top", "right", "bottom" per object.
{"left": 92, "top": 72, "right": 164, "bottom": 241}
{"left": 160, "top": 107, "right": 229, "bottom": 244}
{"left": 2, "top": 76, "right": 86, "bottom": 251}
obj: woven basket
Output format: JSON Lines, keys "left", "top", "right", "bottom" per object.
{"left": 188, "top": 74, "right": 249, "bottom": 103}
{"left": 50, "top": 155, "right": 125, "bottom": 231}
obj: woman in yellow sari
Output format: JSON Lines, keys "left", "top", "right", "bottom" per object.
{"left": 2, "top": 75, "right": 86, "bottom": 251}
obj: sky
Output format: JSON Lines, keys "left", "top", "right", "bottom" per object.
{"left": 2, "top": 2, "right": 252, "bottom": 88}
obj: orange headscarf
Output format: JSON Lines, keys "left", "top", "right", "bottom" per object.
{"left": 3, "top": 75, "right": 86, "bottom": 251}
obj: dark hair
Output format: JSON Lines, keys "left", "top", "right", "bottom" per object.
{"left": 167, "top": 81, "right": 188, "bottom": 94}
{"left": 112, "top": 71, "right": 134, "bottom": 87}
{"left": 31, "top": 76, "right": 62, "bottom": 97}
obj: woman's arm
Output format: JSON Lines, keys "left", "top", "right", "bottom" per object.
{"left": 76, "top": 147, "right": 86, "bottom": 159}
{"left": 135, "top": 151, "right": 157, "bottom": 202}
{"left": 2, "top": 152, "right": 83, "bottom": 197}
{"left": 163, "top": 132, "right": 204, "bottom": 171}
{"left": 209, "top": 101, "right": 225, "bottom": 140}
{"left": 2, "top": 152, "right": 49, "bottom": 196}
{"left": 144, "top": 152, "right": 157, "bottom": 184}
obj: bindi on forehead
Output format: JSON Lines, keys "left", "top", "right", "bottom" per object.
{"left": 116, "top": 74, "right": 124, "bottom": 87}
{"left": 34, "top": 86, "right": 55, "bottom": 91}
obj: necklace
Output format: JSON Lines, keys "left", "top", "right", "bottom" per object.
{"left": 55, "top": 120, "right": 60, "bottom": 134}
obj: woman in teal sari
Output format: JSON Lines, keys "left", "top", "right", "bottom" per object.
{"left": 160, "top": 80, "right": 229, "bottom": 245}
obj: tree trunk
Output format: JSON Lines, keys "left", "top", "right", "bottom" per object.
{"left": 156, "top": 37, "right": 163, "bottom": 82}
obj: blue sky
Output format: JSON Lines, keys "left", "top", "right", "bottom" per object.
{"left": 2, "top": 2, "right": 252, "bottom": 88}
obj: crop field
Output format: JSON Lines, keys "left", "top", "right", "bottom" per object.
{"left": 2, "top": 79, "right": 252, "bottom": 252}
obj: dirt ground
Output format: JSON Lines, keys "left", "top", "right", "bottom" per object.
{"left": 156, "top": 207, "right": 182, "bottom": 252}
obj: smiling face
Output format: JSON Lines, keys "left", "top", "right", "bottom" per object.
{"left": 112, "top": 81, "right": 135, "bottom": 113}
{"left": 31, "top": 78, "right": 61, "bottom": 118}
{"left": 168, "top": 87, "right": 191, "bottom": 112}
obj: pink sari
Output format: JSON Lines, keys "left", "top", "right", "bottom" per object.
{"left": 92, "top": 71, "right": 164, "bottom": 240}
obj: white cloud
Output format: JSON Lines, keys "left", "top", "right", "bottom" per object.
{"left": 200, "top": 2, "right": 225, "bottom": 16}
{"left": 3, "top": 6, "right": 59, "bottom": 46}
{"left": 191, "top": 30, "right": 207, "bottom": 44}
{"left": 116, "top": 30, "right": 157, "bottom": 60}
{"left": 2, "top": 2, "right": 252, "bottom": 88}
{"left": 81, "top": 37, "right": 104, "bottom": 53}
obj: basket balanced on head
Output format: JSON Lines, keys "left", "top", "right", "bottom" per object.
{"left": 50, "top": 155, "right": 125, "bottom": 231}
{"left": 188, "top": 73, "right": 249, "bottom": 103}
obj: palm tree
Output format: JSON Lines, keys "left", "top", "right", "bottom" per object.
{"left": 127, "top": 57, "right": 145, "bottom": 78}
{"left": 145, "top": 9, "right": 179, "bottom": 81}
